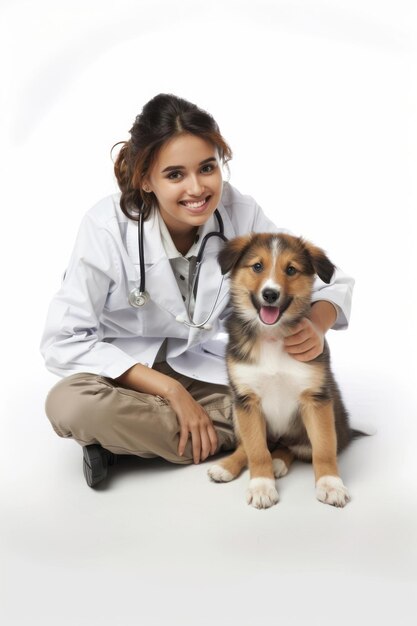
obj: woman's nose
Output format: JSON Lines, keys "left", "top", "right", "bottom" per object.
{"left": 186, "top": 175, "right": 204, "bottom": 196}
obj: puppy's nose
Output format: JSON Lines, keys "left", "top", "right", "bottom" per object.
{"left": 262, "top": 288, "right": 279, "bottom": 304}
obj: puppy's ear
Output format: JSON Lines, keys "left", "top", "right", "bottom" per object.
{"left": 302, "top": 240, "right": 335, "bottom": 284}
{"left": 218, "top": 234, "right": 253, "bottom": 275}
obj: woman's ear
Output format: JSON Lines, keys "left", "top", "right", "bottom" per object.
{"left": 141, "top": 179, "right": 152, "bottom": 193}
{"left": 217, "top": 234, "right": 253, "bottom": 275}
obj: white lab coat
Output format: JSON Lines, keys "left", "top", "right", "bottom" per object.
{"left": 40, "top": 183, "right": 354, "bottom": 385}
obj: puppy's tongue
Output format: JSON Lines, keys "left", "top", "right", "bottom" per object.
{"left": 260, "top": 306, "right": 280, "bottom": 325}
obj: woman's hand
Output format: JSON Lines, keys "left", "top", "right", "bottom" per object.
{"left": 283, "top": 318, "right": 324, "bottom": 362}
{"left": 166, "top": 384, "right": 218, "bottom": 464}
{"left": 283, "top": 301, "right": 338, "bottom": 362}
{"left": 115, "top": 364, "right": 218, "bottom": 463}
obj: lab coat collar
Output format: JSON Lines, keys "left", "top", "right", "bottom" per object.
{"left": 125, "top": 189, "right": 237, "bottom": 265}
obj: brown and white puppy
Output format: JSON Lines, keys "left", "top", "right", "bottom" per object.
{"left": 208, "top": 233, "right": 357, "bottom": 509}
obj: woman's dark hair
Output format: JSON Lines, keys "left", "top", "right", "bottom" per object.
{"left": 113, "top": 93, "right": 233, "bottom": 221}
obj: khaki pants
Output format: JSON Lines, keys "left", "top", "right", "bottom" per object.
{"left": 45, "top": 362, "right": 236, "bottom": 464}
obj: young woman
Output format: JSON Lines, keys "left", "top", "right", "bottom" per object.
{"left": 41, "top": 93, "right": 354, "bottom": 487}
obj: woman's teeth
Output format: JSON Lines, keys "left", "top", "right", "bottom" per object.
{"left": 181, "top": 198, "right": 207, "bottom": 208}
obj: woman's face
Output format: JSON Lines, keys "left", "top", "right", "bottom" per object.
{"left": 143, "top": 133, "right": 223, "bottom": 236}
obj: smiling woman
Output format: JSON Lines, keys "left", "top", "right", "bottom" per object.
{"left": 40, "top": 92, "right": 354, "bottom": 488}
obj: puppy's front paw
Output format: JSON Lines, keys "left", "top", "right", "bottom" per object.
{"left": 246, "top": 477, "right": 279, "bottom": 509}
{"left": 207, "top": 464, "right": 234, "bottom": 483}
{"left": 316, "top": 475, "right": 351, "bottom": 508}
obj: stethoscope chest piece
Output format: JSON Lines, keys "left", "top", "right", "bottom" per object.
{"left": 128, "top": 288, "right": 150, "bottom": 308}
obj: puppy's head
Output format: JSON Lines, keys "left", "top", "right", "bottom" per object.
{"left": 218, "top": 233, "right": 335, "bottom": 328}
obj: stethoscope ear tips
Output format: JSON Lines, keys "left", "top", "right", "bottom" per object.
{"left": 128, "top": 289, "right": 149, "bottom": 307}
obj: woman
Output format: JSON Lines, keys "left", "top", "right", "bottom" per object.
{"left": 41, "top": 93, "right": 354, "bottom": 487}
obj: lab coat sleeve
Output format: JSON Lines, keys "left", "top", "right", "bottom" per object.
{"left": 40, "top": 214, "right": 138, "bottom": 378}
{"left": 250, "top": 203, "right": 354, "bottom": 330}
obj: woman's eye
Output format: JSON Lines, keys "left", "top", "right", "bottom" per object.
{"left": 167, "top": 171, "right": 183, "bottom": 180}
{"left": 286, "top": 265, "right": 297, "bottom": 276}
{"left": 252, "top": 262, "right": 263, "bottom": 273}
{"left": 201, "top": 163, "right": 215, "bottom": 174}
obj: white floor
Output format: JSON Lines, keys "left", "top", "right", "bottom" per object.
{"left": 2, "top": 348, "right": 416, "bottom": 625}
{"left": 2, "top": 2, "right": 417, "bottom": 624}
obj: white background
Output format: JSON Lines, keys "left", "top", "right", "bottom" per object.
{"left": 1, "top": 1, "right": 416, "bottom": 624}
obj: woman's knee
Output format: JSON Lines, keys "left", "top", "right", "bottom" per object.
{"left": 45, "top": 373, "right": 101, "bottom": 439}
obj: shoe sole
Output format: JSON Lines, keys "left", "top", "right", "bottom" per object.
{"left": 82, "top": 445, "right": 108, "bottom": 487}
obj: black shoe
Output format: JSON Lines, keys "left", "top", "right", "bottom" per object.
{"left": 82, "top": 444, "right": 117, "bottom": 487}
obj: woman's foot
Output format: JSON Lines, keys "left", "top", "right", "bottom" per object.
{"left": 82, "top": 444, "right": 117, "bottom": 487}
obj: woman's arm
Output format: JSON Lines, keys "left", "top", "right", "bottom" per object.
{"left": 115, "top": 363, "right": 181, "bottom": 397}
{"left": 116, "top": 364, "right": 218, "bottom": 464}
{"left": 40, "top": 211, "right": 139, "bottom": 378}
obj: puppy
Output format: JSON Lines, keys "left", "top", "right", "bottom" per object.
{"left": 208, "top": 233, "right": 358, "bottom": 509}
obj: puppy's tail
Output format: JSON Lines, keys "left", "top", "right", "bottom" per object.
{"left": 350, "top": 427, "right": 375, "bottom": 439}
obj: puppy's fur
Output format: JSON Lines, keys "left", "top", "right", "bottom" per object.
{"left": 208, "top": 233, "right": 357, "bottom": 509}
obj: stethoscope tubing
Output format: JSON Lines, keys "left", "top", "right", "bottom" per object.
{"left": 138, "top": 210, "right": 146, "bottom": 295}
{"left": 191, "top": 211, "right": 227, "bottom": 300}
{"left": 129, "top": 208, "right": 228, "bottom": 329}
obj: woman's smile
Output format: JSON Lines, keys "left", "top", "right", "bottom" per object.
{"left": 179, "top": 195, "right": 212, "bottom": 214}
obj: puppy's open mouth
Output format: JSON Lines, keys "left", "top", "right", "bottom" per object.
{"left": 259, "top": 306, "right": 281, "bottom": 325}
{"left": 251, "top": 296, "right": 293, "bottom": 325}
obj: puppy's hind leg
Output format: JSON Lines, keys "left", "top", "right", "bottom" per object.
{"left": 208, "top": 443, "right": 247, "bottom": 483}
{"left": 271, "top": 447, "right": 295, "bottom": 479}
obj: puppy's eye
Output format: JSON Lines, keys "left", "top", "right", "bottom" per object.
{"left": 252, "top": 262, "right": 263, "bottom": 273}
{"left": 286, "top": 265, "right": 297, "bottom": 276}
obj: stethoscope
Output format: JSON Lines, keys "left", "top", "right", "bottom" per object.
{"left": 128, "top": 208, "right": 228, "bottom": 330}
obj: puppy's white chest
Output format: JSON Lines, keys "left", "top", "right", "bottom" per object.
{"left": 232, "top": 340, "right": 314, "bottom": 437}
